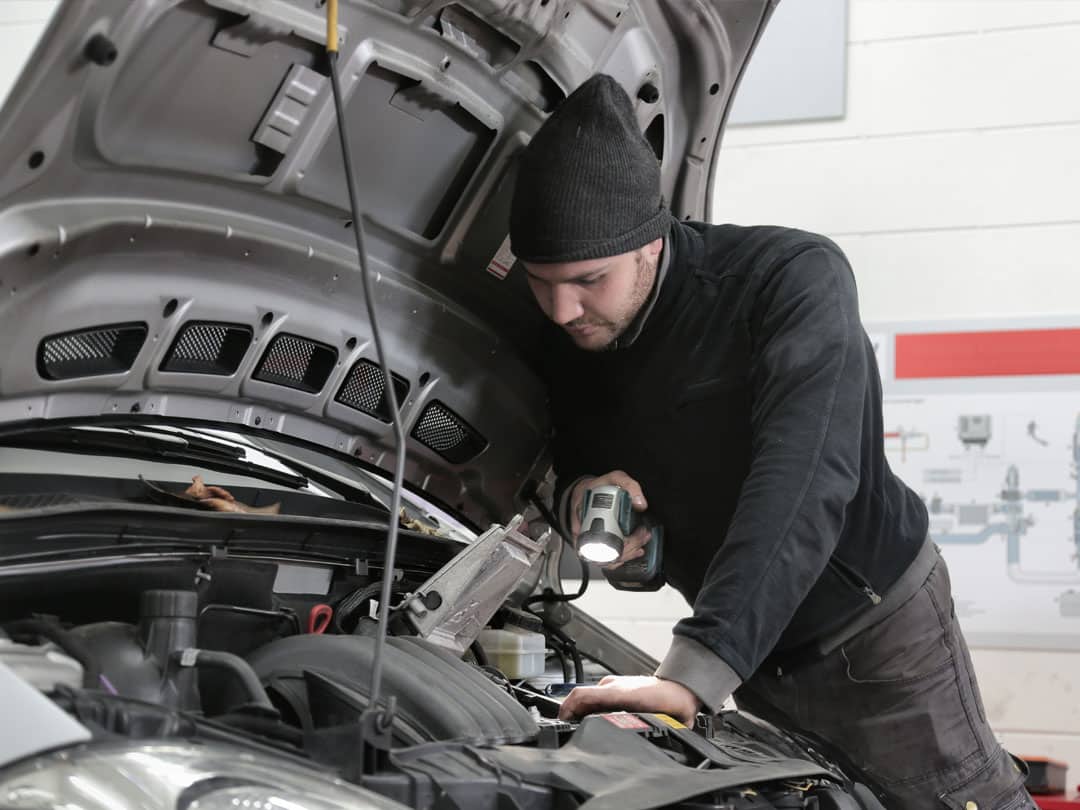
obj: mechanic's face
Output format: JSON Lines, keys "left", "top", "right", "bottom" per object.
{"left": 523, "top": 238, "right": 662, "bottom": 351}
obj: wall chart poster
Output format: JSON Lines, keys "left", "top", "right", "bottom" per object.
{"left": 868, "top": 319, "right": 1080, "bottom": 650}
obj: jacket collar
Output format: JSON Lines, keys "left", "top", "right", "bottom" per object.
{"left": 610, "top": 216, "right": 699, "bottom": 350}
{"left": 611, "top": 232, "right": 672, "bottom": 349}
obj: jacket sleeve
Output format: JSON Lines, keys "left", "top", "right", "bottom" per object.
{"left": 666, "top": 244, "right": 869, "bottom": 683}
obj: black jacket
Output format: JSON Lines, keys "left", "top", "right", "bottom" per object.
{"left": 546, "top": 219, "right": 928, "bottom": 681}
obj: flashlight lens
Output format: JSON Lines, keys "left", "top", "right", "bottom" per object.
{"left": 579, "top": 542, "right": 619, "bottom": 563}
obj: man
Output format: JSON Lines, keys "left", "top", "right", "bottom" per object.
{"left": 509, "top": 74, "right": 1033, "bottom": 810}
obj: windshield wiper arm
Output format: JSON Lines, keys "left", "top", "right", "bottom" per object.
{"left": 174, "top": 428, "right": 390, "bottom": 512}
{"left": 0, "top": 426, "right": 308, "bottom": 490}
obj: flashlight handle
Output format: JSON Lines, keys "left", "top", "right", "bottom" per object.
{"left": 605, "top": 525, "right": 665, "bottom": 591}
{"left": 578, "top": 485, "right": 665, "bottom": 590}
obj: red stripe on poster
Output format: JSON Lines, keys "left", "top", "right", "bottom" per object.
{"left": 895, "top": 328, "right": 1080, "bottom": 379}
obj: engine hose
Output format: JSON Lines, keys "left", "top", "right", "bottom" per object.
{"left": 4, "top": 618, "right": 101, "bottom": 689}
{"left": 173, "top": 649, "right": 274, "bottom": 712}
{"left": 547, "top": 635, "right": 573, "bottom": 683}
{"left": 524, "top": 607, "right": 585, "bottom": 683}
{"left": 332, "top": 581, "right": 384, "bottom": 634}
{"left": 568, "top": 642, "right": 584, "bottom": 683}
{"left": 469, "top": 639, "right": 489, "bottom": 667}
{"left": 523, "top": 488, "right": 589, "bottom": 606}
{"left": 557, "top": 635, "right": 584, "bottom": 684}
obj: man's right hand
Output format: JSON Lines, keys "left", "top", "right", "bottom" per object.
{"left": 569, "top": 470, "right": 652, "bottom": 569}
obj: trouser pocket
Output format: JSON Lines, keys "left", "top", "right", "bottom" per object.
{"left": 832, "top": 565, "right": 985, "bottom": 785}
{"left": 939, "top": 750, "right": 1036, "bottom": 810}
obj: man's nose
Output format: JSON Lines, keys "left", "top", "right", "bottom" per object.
{"left": 550, "top": 285, "right": 584, "bottom": 325}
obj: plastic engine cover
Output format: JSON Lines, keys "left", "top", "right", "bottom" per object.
{"left": 247, "top": 634, "right": 538, "bottom": 746}
{"left": 0, "top": 639, "right": 83, "bottom": 691}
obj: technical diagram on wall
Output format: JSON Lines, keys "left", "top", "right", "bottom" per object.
{"left": 871, "top": 319, "right": 1080, "bottom": 650}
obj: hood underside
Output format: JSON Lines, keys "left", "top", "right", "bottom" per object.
{"left": 0, "top": 0, "right": 774, "bottom": 526}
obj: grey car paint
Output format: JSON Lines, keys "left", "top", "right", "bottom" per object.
{"left": 0, "top": 0, "right": 775, "bottom": 528}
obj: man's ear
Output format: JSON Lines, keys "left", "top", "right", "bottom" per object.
{"left": 643, "top": 237, "right": 663, "bottom": 260}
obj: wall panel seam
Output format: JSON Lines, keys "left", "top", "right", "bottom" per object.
{"left": 851, "top": 20, "right": 1080, "bottom": 46}
{"left": 723, "top": 121, "right": 1080, "bottom": 151}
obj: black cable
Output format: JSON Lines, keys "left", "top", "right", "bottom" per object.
{"left": 478, "top": 664, "right": 516, "bottom": 698}
{"left": 525, "top": 572, "right": 588, "bottom": 608}
{"left": 546, "top": 636, "right": 572, "bottom": 683}
{"left": 523, "top": 605, "right": 584, "bottom": 684}
{"left": 574, "top": 647, "right": 619, "bottom": 676}
{"left": 469, "top": 639, "right": 489, "bottom": 667}
{"left": 567, "top": 640, "right": 584, "bottom": 683}
{"left": 327, "top": 41, "right": 407, "bottom": 719}
{"left": 523, "top": 489, "right": 589, "bottom": 606}
{"left": 332, "top": 581, "right": 384, "bottom": 634}
{"left": 479, "top": 664, "right": 510, "bottom": 686}
{"left": 556, "top": 631, "right": 583, "bottom": 684}
{"left": 542, "top": 614, "right": 584, "bottom": 683}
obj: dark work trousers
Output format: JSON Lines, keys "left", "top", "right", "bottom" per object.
{"left": 734, "top": 553, "right": 1036, "bottom": 810}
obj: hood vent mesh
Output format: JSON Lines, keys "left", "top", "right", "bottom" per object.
{"left": 336, "top": 360, "right": 410, "bottom": 423}
{"left": 411, "top": 400, "right": 487, "bottom": 463}
{"left": 38, "top": 322, "right": 147, "bottom": 380}
{"left": 254, "top": 333, "right": 338, "bottom": 394}
{"left": 161, "top": 322, "right": 253, "bottom": 375}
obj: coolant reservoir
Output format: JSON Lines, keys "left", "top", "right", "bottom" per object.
{"left": 477, "top": 626, "right": 546, "bottom": 678}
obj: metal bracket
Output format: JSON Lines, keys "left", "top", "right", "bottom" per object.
{"left": 399, "top": 514, "right": 549, "bottom": 653}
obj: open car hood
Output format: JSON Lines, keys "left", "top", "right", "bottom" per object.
{"left": 0, "top": 0, "right": 775, "bottom": 527}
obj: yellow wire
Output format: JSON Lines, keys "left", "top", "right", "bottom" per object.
{"left": 326, "top": 0, "right": 339, "bottom": 53}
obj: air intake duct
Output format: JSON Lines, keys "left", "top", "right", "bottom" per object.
{"left": 37, "top": 322, "right": 147, "bottom": 380}
{"left": 411, "top": 400, "right": 487, "bottom": 463}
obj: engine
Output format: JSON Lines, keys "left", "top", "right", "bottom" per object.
{"left": 1, "top": 595, "right": 883, "bottom": 810}
{"left": 0, "top": 556, "right": 884, "bottom": 810}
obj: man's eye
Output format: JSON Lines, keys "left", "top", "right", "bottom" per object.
{"left": 579, "top": 276, "right": 601, "bottom": 286}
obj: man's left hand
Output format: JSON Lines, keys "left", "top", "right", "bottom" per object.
{"left": 557, "top": 675, "right": 702, "bottom": 726}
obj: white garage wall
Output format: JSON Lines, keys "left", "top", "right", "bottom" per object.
{"left": 2, "top": 0, "right": 1077, "bottom": 777}
{"left": 581, "top": 0, "right": 1080, "bottom": 774}
{"left": 714, "top": 3, "right": 1080, "bottom": 324}
{"left": 0, "top": 1, "right": 56, "bottom": 108}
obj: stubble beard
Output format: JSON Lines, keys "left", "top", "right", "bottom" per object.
{"left": 568, "top": 250, "right": 658, "bottom": 351}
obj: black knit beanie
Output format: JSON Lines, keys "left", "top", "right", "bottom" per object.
{"left": 509, "top": 73, "right": 670, "bottom": 263}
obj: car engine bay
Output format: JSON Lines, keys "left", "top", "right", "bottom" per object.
{"left": 0, "top": 526, "right": 884, "bottom": 810}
